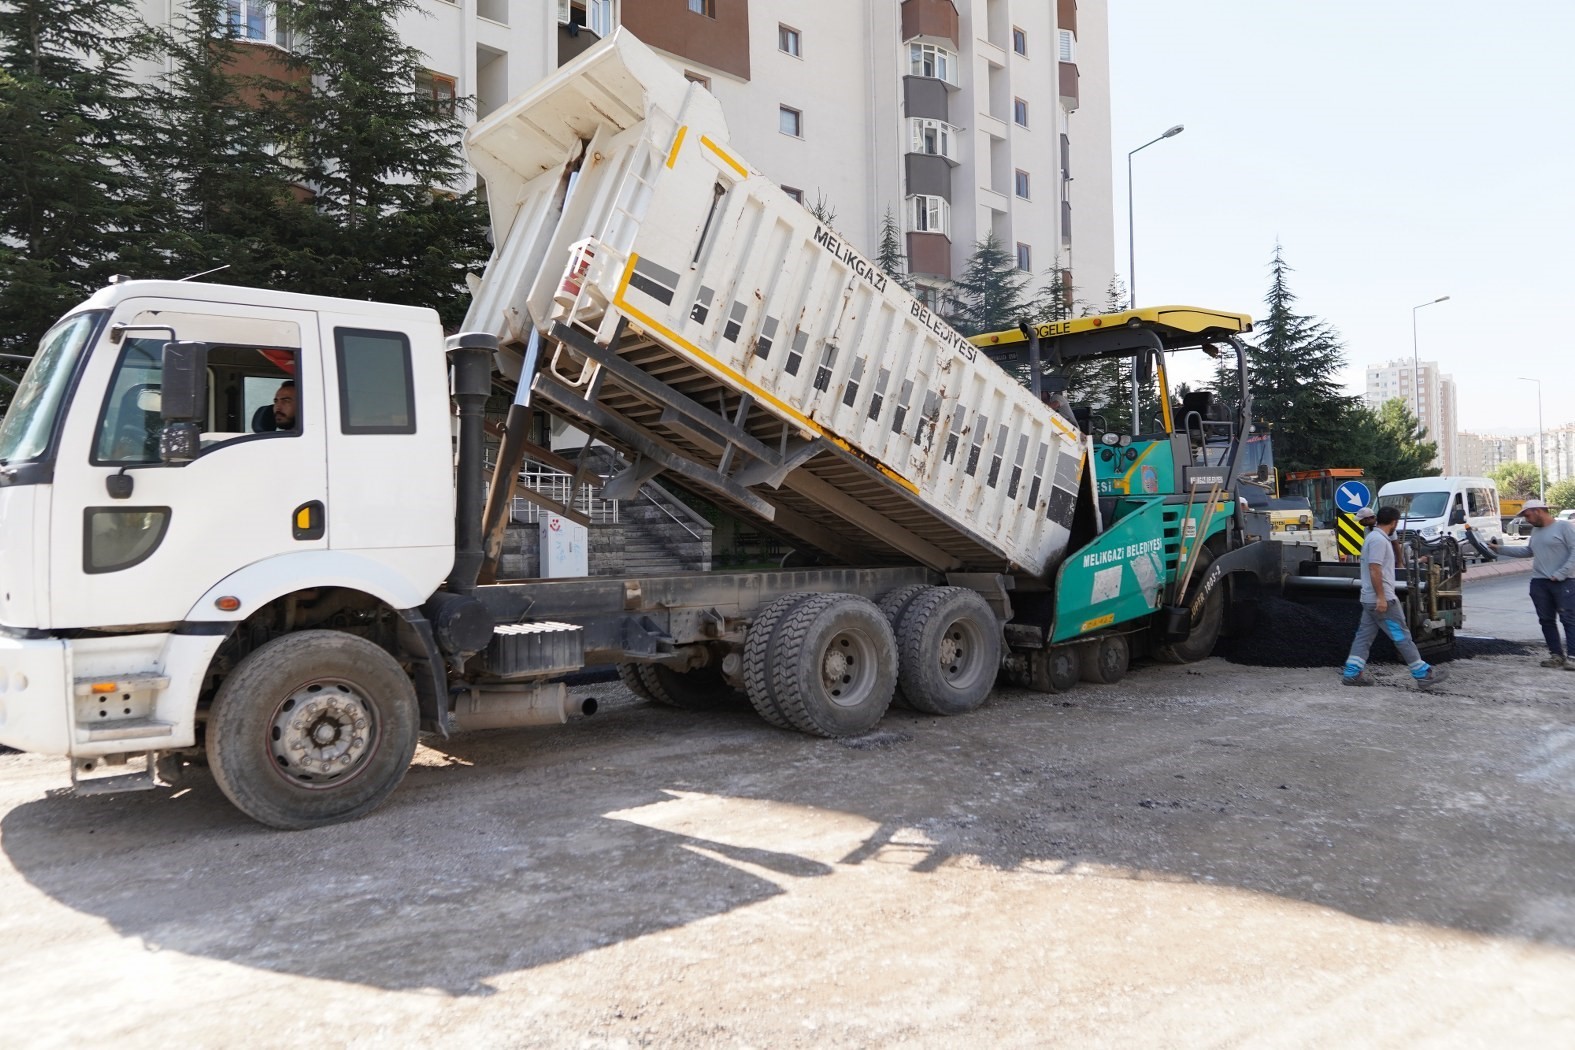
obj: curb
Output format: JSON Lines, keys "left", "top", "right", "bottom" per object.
{"left": 1464, "top": 557, "right": 1535, "bottom": 582}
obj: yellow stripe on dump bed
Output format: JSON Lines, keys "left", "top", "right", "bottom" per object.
{"left": 665, "top": 125, "right": 688, "bottom": 169}
{"left": 611, "top": 254, "right": 921, "bottom": 496}
{"left": 699, "top": 135, "right": 747, "bottom": 179}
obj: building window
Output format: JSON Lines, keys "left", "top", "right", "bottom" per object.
{"left": 1012, "top": 27, "right": 1027, "bottom": 55}
{"left": 226, "top": 1, "right": 288, "bottom": 47}
{"left": 783, "top": 186, "right": 804, "bottom": 204}
{"left": 1015, "top": 169, "right": 1030, "bottom": 199}
{"left": 1016, "top": 243, "right": 1032, "bottom": 272}
{"left": 416, "top": 70, "right": 457, "bottom": 117}
{"left": 915, "top": 284, "right": 942, "bottom": 312}
{"left": 909, "top": 194, "right": 950, "bottom": 238}
{"left": 909, "top": 117, "right": 959, "bottom": 161}
{"left": 779, "top": 24, "right": 801, "bottom": 57}
{"left": 908, "top": 42, "right": 958, "bottom": 85}
{"left": 688, "top": 0, "right": 715, "bottom": 17}
{"left": 1059, "top": 29, "right": 1076, "bottom": 62}
{"left": 1013, "top": 97, "right": 1028, "bottom": 127}
{"left": 779, "top": 105, "right": 803, "bottom": 138}
{"left": 684, "top": 71, "right": 711, "bottom": 90}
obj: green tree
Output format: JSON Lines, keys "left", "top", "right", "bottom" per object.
{"left": 1347, "top": 398, "right": 1439, "bottom": 489}
{"left": 945, "top": 232, "right": 1031, "bottom": 337}
{"left": 1489, "top": 461, "right": 1544, "bottom": 501}
{"left": 141, "top": 0, "right": 311, "bottom": 287}
{"left": 1230, "top": 245, "right": 1358, "bottom": 472}
{"left": 874, "top": 207, "right": 911, "bottom": 292}
{"left": 262, "top": 0, "right": 488, "bottom": 327}
{"left": 805, "top": 191, "right": 837, "bottom": 228}
{"left": 1546, "top": 478, "right": 1575, "bottom": 511}
{"left": 0, "top": 0, "right": 155, "bottom": 400}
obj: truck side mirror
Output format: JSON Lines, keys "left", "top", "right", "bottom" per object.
{"left": 159, "top": 340, "right": 209, "bottom": 464}
{"left": 1137, "top": 349, "right": 1153, "bottom": 385}
{"left": 1448, "top": 507, "right": 1466, "bottom": 526}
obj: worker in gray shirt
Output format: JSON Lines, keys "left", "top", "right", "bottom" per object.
{"left": 1488, "top": 499, "right": 1575, "bottom": 670}
{"left": 1342, "top": 506, "right": 1448, "bottom": 688}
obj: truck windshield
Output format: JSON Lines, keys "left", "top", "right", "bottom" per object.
{"left": 0, "top": 311, "right": 103, "bottom": 464}
{"left": 1379, "top": 491, "right": 1448, "bottom": 519}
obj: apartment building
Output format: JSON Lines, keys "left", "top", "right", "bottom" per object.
{"left": 1365, "top": 358, "right": 1457, "bottom": 473}
{"left": 137, "top": 0, "right": 1113, "bottom": 314}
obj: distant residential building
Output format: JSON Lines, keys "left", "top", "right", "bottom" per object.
{"left": 1456, "top": 431, "right": 1516, "bottom": 478}
{"left": 134, "top": 0, "right": 1115, "bottom": 311}
{"left": 1365, "top": 358, "right": 1456, "bottom": 473}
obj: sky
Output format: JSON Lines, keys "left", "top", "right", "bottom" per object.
{"left": 1107, "top": 0, "right": 1574, "bottom": 434}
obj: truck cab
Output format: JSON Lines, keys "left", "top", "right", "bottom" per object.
{"left": 0, "top": 280, "right": 453, "bottom": 771}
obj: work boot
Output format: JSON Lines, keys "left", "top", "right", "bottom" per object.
{"left": 1416, "top": 666, "right": 1449, "bottom": 689}
{"left": 1539, "top": 655, "right": 1568, "bottom": 669}
{"left": 1342, "top": 673, "right": 1372, "bottom": 687}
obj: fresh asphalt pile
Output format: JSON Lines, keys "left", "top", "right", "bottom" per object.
{"left": 1216, "top": 595, "right": 1529, "bottom": 668}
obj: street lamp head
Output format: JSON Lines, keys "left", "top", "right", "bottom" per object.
{"left": 1163, "top": 124, "right": 1185, "bottom": 138}
{"left": 1433, "top": 295, "right": 1450, "bottom": 304}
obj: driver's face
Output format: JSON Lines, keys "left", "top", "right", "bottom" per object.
{"left": 273, "top": 385, "right": 296, "bottom": 428}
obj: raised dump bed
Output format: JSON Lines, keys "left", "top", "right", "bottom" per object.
{"left": 462, "top": 29, "right": 1088, "bottom": 578}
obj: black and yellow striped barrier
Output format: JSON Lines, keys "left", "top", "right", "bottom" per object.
{"left": 1335, "top": 511, "right": 1365, "bottom": 558}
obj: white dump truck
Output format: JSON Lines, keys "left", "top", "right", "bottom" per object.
{"left": 0, "top": 31, "right": 1357, "bottom": 828}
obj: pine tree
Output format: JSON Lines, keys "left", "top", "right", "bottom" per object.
{"left": 945, "top": 232, "right": 1031, "bottom": 337}
{"left": 874, "top": 207, "right": 911, "bottom": 292}
{"left": 140, "top": 0, "right": 310, "bottom": 287}
{"left": 261, "top": 0, "right": 488, "bottom": 326}
{"left": 0, "top": 0, "right": 155, "bottom": 389}
{"left": 806, "top": 191, "right": 838, "bottom": 229}
{"left": 1234, "top": 245, "right": 1357, "bottom": 472}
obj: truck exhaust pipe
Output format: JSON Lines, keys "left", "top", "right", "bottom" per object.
{"left": 446, "top": 332, "right": 498, "bottom": 595}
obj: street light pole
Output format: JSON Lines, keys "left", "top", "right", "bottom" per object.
{"left": 1518, "top": 376, "right": 1545, "bottom": 501}
{"left": 1410, "top": 295, "right": 1450, "bottom": 436}
{"left": 1126, "top": 124, "right": 1184, "bottom": 309}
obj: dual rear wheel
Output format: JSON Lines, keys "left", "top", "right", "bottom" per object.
{"left": 734, "top": 586, "right": 1002, "bottom": 738}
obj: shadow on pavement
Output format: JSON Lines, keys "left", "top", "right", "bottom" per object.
{"left": 3, "top": 680, "right": 1571, "bottom": 993}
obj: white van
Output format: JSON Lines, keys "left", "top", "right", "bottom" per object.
{"left": 1376, "top": 475, "right": 1504, "bottom": 554}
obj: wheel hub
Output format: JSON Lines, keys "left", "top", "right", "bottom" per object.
{"left": 272, "top": 686, "right": 373, "bottom": 781}
{"left": 939, "top": 632, "right": 963, "bottom": 670}
{"left": 823, "top": 649, "right": 850, "bottom": 682}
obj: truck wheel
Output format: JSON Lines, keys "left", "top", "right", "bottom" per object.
{"left": 637, "top": 663, "right": 739, "bottom": 709}
{"left": 743, "top": 592, "right": 815, "bottom": 730}
{"left": 1042, "top": 647, "right": 1081, "bottom": 693}
{"left": 1079, "top": 634, "right": 1130, "bottom": 685}
{"left": 1154, "top": 548, "right": 1225, "bottom": 663}
{"left": 893, "top": 587, "right": 1000, "bottom": 716}
{"left": 617, "top": 663, "right": 658, "bottom": 702}
{"left": 876, "top": 584, "right": 929, "bottom": 708}
{"left": 768, "top": 593, "right": 897, "bottom": 738}
{"left": 206, "top": 631, "right": 420, "bottom": 830}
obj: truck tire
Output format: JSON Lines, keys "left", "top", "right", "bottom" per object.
{"left": 617, "top": 663, "right": 659, "bottom": 702}
{"left": 206, "top": 631, "right": 420, "bottom": 830}
{"left": 743, "top": 592, "right": 816, "bottom": 730}
{"left": 1044, "top": 647, "right": 1081, "bottom": 692}
{"left": 768, "top": 593, "right": 897, "bottom": 738}
{"left": 1154, "top": 547, "right": 1225, "bottom": 664}
{"left": 892, "top": 587, "right": 1000, "bottom": 716}
{"left": 876, "top": 584, "right": 929, "bottom": 708}
{"left": 637, "top": 663, "right": 739, "bottom": 709}
{"left": 1079, "top": 634, "right": 1130, "bottom": 685}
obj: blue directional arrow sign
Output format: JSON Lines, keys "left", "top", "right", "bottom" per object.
{"left": 1335, "top": 480, "right": 1371, "bottom": 515}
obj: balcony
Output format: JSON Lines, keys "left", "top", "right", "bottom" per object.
{"left": 1059, "top": 61, "right": 1079, "bottom": 110}
{"left": 901, "top": 0, "right": 959, "bottom": 47}
{"left": 1058, "top": 0, "right": 1078, "bottom": 35}
{"left": 907, "top": 232, "right": 952, "bottom": 280}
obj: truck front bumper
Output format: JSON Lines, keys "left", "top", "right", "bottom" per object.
{"left": 0, "top": 634, "right": 71, "bottom": 755}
